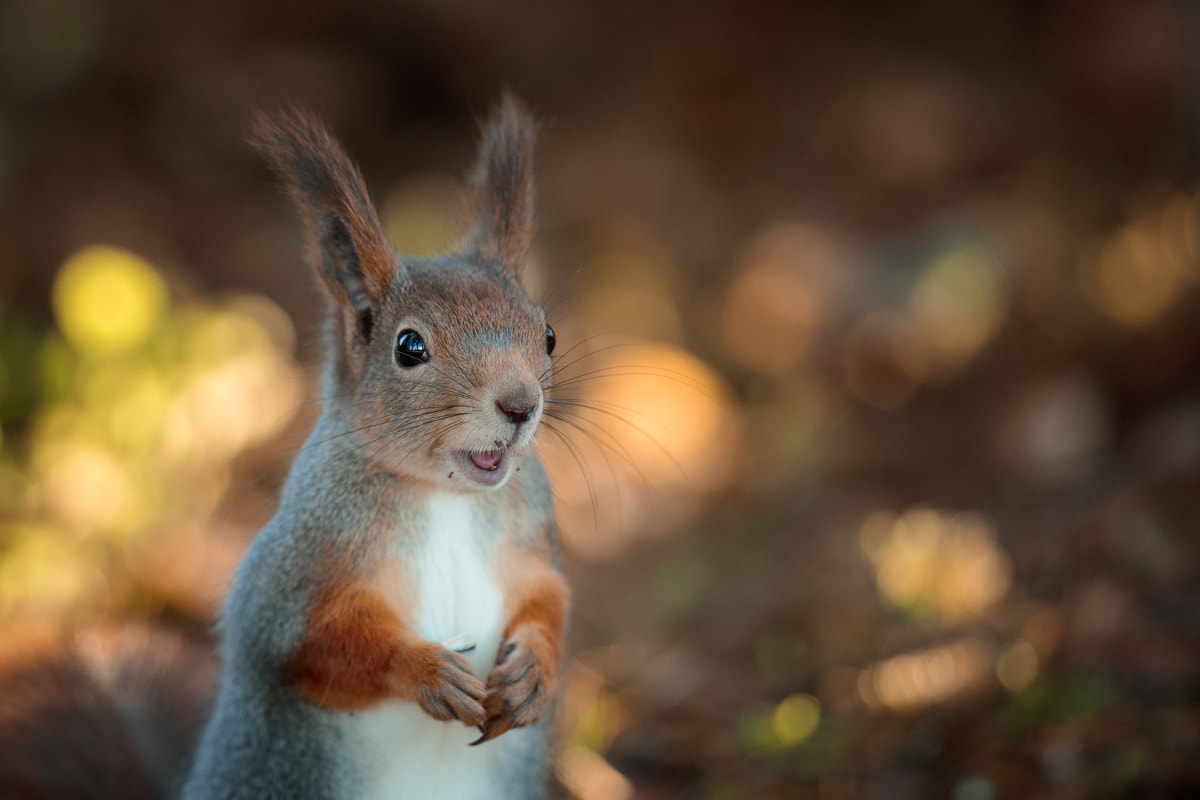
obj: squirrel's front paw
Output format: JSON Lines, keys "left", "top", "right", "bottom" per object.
{"left": 409, "top": 645, "right": 487, "bottom": 726}
{"left": 471, "top": 632, "right": 556, "bottom": 745}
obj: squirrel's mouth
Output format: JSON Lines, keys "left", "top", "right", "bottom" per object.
{"left": 453, "top": 448, "right": 511, "bottom": 488}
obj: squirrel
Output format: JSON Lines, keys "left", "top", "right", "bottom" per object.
{"left": 181, "top": 96, "right": 570, "bottom": 799}
{"left": 0, "top": 96, "right": 569, "bottom": 800}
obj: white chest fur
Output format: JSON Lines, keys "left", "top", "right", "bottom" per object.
{"left": 348, "top": 493, "right": 517, "bottom": 800}
{"left": 411, "top": 493, "right": 505, "bottom": 677}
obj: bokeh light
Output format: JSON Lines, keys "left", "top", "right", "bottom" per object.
{"left": 0, "top": 524, "right": 107, "bottom": 611}
{"left": 36, "top": 441, "right": 132, "bottom": 532}
{"left": 992, "top": 373, "right": 1112, "bottom": 485}
{"left": 908, "top": 242, "right": 1008, "bottom": 378}
{"left": 1083, "top": 192, "right": 1200, "bottom": 327}
{"left": 543, "top": 340, "right": 738, "bottom": 560}
{"left": 860, "top": 507, "right": 1011, "bottom": 625}
{"left": 858, "top": 638, "right": 992, "bottom": 713}
{"left": 772, "top": 693, "right": 821, "bottom": 746}
{"left": 721, "top": 222, "right": 853, "bottom": 375}
{"left": 3, "top": 245, "right": 301, "bottom": 614}
{"left": 558, "top": 663, "right": 632, "bottom": 800}
{"left": 740, "top": 693, "right": 824, "bottom": 755}
{"left": 996, "top": 639, "right": 1039, "bottom": 693}
{"left": 559, "top": 747, "right": 633, "bottom": 800}
{"left": 52, "top": 245, "right": 168, "bottom": 359}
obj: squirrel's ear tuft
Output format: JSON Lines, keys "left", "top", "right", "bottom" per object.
{"left": 464, "top": 93, "right": 538, "bottom": 278}
{"left": 252, "top": 110, "right": 395, "bottom": 340}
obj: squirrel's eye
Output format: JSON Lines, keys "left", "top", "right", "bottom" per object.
{"left": 545, "top": 325, "right": 556, "bottom": 355}
{"left": 395, "top": 329, "right": 429, "bottom": 368}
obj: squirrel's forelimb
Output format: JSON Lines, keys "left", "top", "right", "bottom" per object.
{"left": 284, "top": 583, "right": 487, "bottom": 723}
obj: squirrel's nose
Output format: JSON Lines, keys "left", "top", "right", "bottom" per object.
{"left": 496, "top": 396, "right": 537, "bottom": 425}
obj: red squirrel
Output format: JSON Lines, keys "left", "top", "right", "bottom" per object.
{"left": 1, "top": 96, "right": 569, "bottom": 800}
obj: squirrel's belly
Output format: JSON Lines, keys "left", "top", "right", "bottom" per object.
{"left": 346, "top": 492, "right": 511, "bottom": 800}
{"left": 348, "top": 701, "right": 524, "bottom": 800}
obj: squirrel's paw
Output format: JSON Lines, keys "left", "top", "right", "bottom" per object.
{"left": 471, "top": 632, "right": 556, "bottom": 745}
{"left": 411, "top": 645, "right": 487, "bottom": 726}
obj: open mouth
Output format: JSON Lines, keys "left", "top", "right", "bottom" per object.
{"left": 453, "top": 449, "right": 510, "bottom": 487}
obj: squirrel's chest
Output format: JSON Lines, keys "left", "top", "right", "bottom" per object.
{"left": 407, "top": 493, "right": 505, "bottom": 677}
{"left": 348, "top": 494, "right": 511, "bottom": 800}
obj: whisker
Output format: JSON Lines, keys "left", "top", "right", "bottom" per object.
{"left": 539, "top": 267, "right": 587, "bottom": 316}
{"left": 545, "top": 399, "right": 684, "bottom": 477}
{"left": 544, "top": 338, "right": 638, "bottom": 380}
{"left": 387, "top": 418, "right": 468, "bottom": 472}
{"left": 544, "top": 409, "right": 649, "bottom": 496}
{"left": 319, "top": 410, "right": 470, "bottom": 464}
{"left": 546, "top": 396, "right": 666, "bottom": 428}
{"left": 423, "top": 358, "right": 480, "bottom": 396}
{"left": 539, "top": 419, "right": 602, "bottom": 533}
{"left": 550, "top": 365, "right": 714, "bottom": 398}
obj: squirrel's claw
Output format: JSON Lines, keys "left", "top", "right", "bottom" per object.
{"left": 469, "top": 715, "right": 517, "bottom": 746}
{"left": 470, "top": 635, "right": 554, "bottom": 746}
{"left": 469, "top": 724, "right": 491, "bottom": 747}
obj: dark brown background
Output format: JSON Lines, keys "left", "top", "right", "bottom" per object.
{"left": 1, "top": 1, "right": 1199, "bottom": 798}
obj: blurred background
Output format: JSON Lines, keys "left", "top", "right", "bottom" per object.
{"left": 1, "top": 0, "right": 1199, "bottom": 797}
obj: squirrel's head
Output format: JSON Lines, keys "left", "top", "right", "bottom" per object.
{"left": 255, "top": 96, "right": 552, "bottom": 492}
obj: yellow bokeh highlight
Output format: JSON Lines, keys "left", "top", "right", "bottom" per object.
{"left": 52, "top": 245, "right": 168, "bottom": 358}
{"left": 861, "top": 507, "right": 1011, "bottom": 624}
{"left": 772, "top": 693, "right": 821, "bottom": 746}
{"left": 740, "top": 693, "right": 823, "bottom": 755}
{"left": 103, "top": 371, "right": 172, "bottom": 456}
{"left": 37, "top": 441, "right": 132, "bottom": 532}
{"left": 0, "top": 525, "right": 107, "bottom": 612}
{"left": 4, "top": 244, "right": 303, "bottom": 614}
{"left": 858, "top": 638, "right": 992, "bottom": 712}
{"left": 166, "top": 348, "right": 299, "bottom": 464}
{"left": 561, "top": 659, "right": 629, "bottom": 756}
{"left": 573, "top": 691, "right": 627, "bottom": 756}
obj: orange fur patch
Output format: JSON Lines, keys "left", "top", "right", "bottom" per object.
{"left": 497, "top": 546, "right": 569, "bottom": 666}
{"left": 285, "top": 585, "right": 406, "bottom": 709}
{"left": 286, "top": 582, "right": 486, "bottom": 721}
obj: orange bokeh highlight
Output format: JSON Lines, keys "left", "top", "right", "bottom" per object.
{"left": 541, "top": 341, "right": 738, "bottom": 561}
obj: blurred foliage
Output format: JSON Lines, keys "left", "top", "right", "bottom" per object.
{"left": 1000, "top": 676, "right": 1118, "bottom": 733}
{"left": 1, "top": 0, "right": 1199, "bottom": 797}
{"left": 0, "top": 244, "right": 299, "bottom": 615}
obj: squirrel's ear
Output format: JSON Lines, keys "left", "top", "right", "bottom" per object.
{"left": 253, "top": 111, "right": 395, "bottom": 341}
{"left": 464, "top": 94, "right": 537, "bottom": 278}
